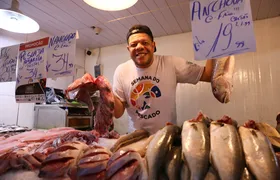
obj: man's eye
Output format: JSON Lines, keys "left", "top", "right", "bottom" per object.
{"left": 129, "top": 44, "right": 137, "bottom": 48}
{"left": 142, "top": 42, "right": 149, "bottom": 46}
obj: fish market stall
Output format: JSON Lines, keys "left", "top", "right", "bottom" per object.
{"left": 1, "top": 72, "right": 280, "bottom": 179}
{"left": 1, "top": 112, "right": 280, "bottom": 180}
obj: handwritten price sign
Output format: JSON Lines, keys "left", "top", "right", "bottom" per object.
{"left": 15, "top": 37, "right": 49, "bottom": 103}
{"left": 190, "top": 0, "right": 256, "bottom": 60}
{"left": 0, "top": 44, "right": 19, "bottom": 82}
{"left": 47, "top": 32, "right": 76, "bottom": 78}
{"left": 17, "top": 37, "right": 49, "bottom": 85}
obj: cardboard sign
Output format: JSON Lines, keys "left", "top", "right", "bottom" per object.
{"left": 47, "top": 32, "right": 76, "bottom": 78}
{"left": 190, "top": 0, "right": 256, "bottom": 60}
{"left": 15, "top": 37, "right": 49, "bottom": 103}
{"left": 0, "top": 44, "right": 19, "bottom": 82}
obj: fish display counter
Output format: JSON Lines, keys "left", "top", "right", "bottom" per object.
{"left": 1, "top": 111, "right": 280, "bottom": 180}
{"left": 1, "top": 66, "right": 280, "bottom": 179}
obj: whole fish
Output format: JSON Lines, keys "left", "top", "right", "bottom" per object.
{"left": 110, "top": 129, "right": 149, "bottom": 153}
{"left": 211, "top": 56, "right": 235, "bottom": 103}
{"left": 239, "top": 120, "right": 280, "bottom": 180}
{"left": 119, "top": 135, "right": 154, "bottom": 157}
{"left": 165, "top": 146, "right": 182, "bottom": 180}
{"left": 210, "top": 116, "right": 245, "bottom": 180}
{"left": 146, "top": 124, "right": 181, "bottom": 180}
{"left": 182, "top": 113, "right": 210, "bottom": 180}
{"left": 256, "top": 122, "right": 280, "bottom": 150}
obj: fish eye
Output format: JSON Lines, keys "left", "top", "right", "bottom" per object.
{"left": 213, "top": 87, "right": 217, "bottom": 93}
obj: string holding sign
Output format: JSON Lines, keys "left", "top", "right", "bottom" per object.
{"left": 190, "top": 0, "right": 256, "bottom": 60}
{"left": 0, "top": 44, "right": 19, "bottom": 82}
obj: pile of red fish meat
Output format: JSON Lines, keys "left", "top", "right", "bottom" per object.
{"left": 0, "top": 126, "right": 146, "bottom": 179}
{"left": 0, "top": 127, "right": 121, "bottom": 176}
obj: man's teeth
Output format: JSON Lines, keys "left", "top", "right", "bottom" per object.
{"left": 137, "top": 54, "right": 145, "bottom": 57}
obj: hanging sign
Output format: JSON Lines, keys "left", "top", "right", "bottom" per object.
{"left": 15, "top": 37, "right": 49, "bottom": 103}
{"left": 190, "top": 0, "right": 256, "bottom": 60}
{"left": 47, "top": 32, "right": 76, "bottom": 78}
{"left": 0, "top": 44, "right": 19, "bottom": 82}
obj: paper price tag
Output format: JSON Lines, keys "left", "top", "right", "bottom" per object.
{"left": 0, "top": 44, "right": 19, "bottom": 82}
{"left": 190, "top": 0, "right": 256, "bottom": 60}
{"left": 47, "top": 32, "right": 76, "bottom": 78}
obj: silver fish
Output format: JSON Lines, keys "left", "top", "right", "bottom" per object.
{"left": 210, "top": 119, "right": 244, "bottom": 180}
{"left": 110, "top": 129, "right": 149, "bottom": 153}
{"left": 165, "top": 146, "right": 182, "bottom": 180}
{"left": 182, "top": 118, "right": 210, "bottom": 180}
{"left": 239, "top": 125, "right": 280, "bottom": 180}
{"left": 211, "top": 56, "right": 235, "bottom": 103}
{"left": 146, "top": 125, "right": 181, "bottom": 180}
{"left": 119, "top": 135, "right": 154, "bottom": 157}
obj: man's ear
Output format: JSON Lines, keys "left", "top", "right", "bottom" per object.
{"left": 153, "top": 41, "right": 156, "bottom": 52}
{"left": 127, "top": 45, "right": 130, "bottom": 52}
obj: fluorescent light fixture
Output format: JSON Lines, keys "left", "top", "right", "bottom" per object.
{"left": 83, "top": 0, "right": 138, "bottom": 11}
{"left": 0, "top": 0, "right": 40, "bottom": 34}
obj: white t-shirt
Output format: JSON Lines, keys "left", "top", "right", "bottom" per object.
{"left": 113, "top": 55, "right": 204, "bottom": 134}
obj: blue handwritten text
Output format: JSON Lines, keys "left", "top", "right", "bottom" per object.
{"left": 19, "top": 48, "right": 44, "bottom": 65}
{"left": 49, "top": 33, "right": 76, "bottom": 49}
{"left": 192, "top": 0, "right": 244, "bottom": 21}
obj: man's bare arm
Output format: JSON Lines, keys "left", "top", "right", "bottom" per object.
{"left": 114, "top": 95, "right": 125, "bottom": 118}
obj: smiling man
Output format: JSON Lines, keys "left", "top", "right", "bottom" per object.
{"left": 113, "top": 24, "right": 213, "bottom": 134}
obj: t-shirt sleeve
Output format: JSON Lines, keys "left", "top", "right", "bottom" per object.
{"left": 113, "top": 65, "right": 126, "bottom": 102}
{"left": 173, "top": 56, "right": 204, "bottom": 84}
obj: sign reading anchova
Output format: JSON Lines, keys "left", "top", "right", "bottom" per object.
{"left": 190, "top": 0, "right": 256, "bottom": 60}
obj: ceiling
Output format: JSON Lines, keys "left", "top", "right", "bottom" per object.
{"left": 0, "top": 0, "right": 279, "bottom": 49}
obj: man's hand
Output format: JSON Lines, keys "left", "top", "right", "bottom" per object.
{"left": 114, "top": 95, "right": 125, "bottom": 118}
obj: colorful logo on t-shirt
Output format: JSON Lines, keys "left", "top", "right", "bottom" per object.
{"left": 130, "top": 81, "right": 161, "bottom": 110}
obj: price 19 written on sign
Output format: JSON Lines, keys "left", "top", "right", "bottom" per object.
{"left": 190, "top": 0, "right": 256, "bottom": 60}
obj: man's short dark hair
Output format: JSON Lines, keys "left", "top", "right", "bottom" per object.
{"left": 126, "top": 24, "right": 156, "bottom": 52}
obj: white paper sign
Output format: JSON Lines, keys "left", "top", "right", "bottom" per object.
{"left": 15, "top": 37, "right": 49, "bottom": 103}
{"left": 47, "top": 32, "right": 76, "bottom": 78}
{"left": 190, "top": 0, "right": 256, "bottom": 60}
{"left": 0, "top": 44, "right": 19, "bottom": 82}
